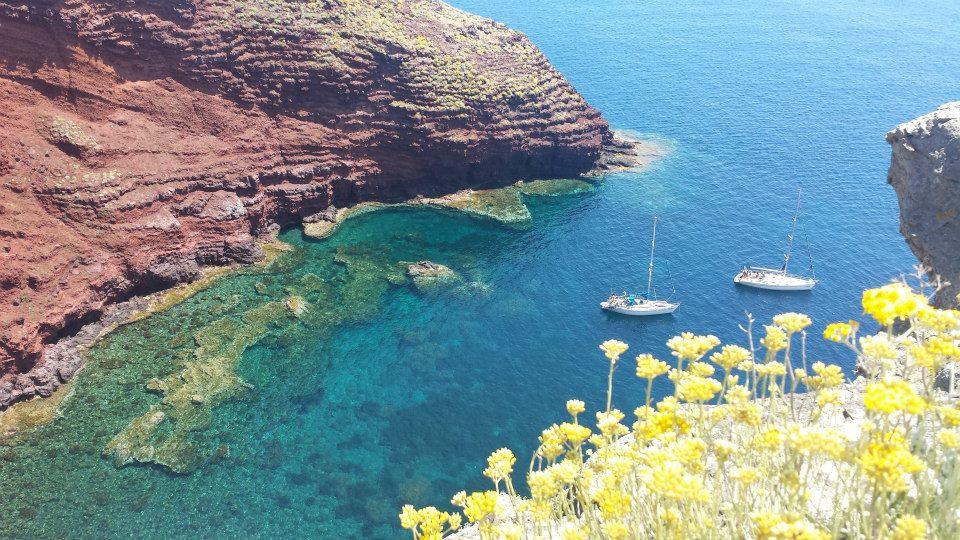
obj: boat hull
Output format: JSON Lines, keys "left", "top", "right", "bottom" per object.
{"left": 600, "top": 301, "right": 679, "bottom": 316}
{"left": 734, "top": 278, "right": 816, "bottom": 291}
{"left": 733, "top": 268, "right": 817, "bottom": 291}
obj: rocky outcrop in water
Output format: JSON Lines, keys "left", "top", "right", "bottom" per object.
{"left": 0, "top": 0, "right": 616, "bottom": 407}
{"left": 887, "top": 102, "right": 960, "bottom": 307}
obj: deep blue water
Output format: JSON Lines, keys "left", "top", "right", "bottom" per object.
{"left": 2, "top": 1, "right": 959, "bottom": 538}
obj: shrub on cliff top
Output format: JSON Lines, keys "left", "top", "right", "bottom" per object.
{"left": 400, "top": 277, "right": 960, "bottom": 539}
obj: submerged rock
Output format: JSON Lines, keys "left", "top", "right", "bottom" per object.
{"left": 302, "top": 203, "right": 388, "bottom": 240}
{"left": 516, "top": 178, "right": 595, "bottom": 197}
{"left": 420, "top": 188, "right": 533, "bottom": 226}
{"left": 404, "top": 261, "right": 461, "bottom": 292}
{"left": 887, "top": 102, "right": 960, "bottom": 306}
{"left": 587, "top": 130, "right": 672, "bottom": 176}
{"left": 286, "top": 296, "right": 309, "bottom": 317}
{"left": 104, "top": 301, "right": 292, "bottom": 473}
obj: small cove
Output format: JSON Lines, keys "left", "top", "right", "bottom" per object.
{"left": 3, "top": 0, "right": 960, "bottom": 537}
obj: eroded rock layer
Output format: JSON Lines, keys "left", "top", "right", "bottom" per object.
{"left": 887, "top": 102, "right": 960, "bottom": 307}
{"left": 0, "top": 0, "right": 612, "bottom": 406}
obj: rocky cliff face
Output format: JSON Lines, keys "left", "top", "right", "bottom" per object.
{"left": 0, "top": 0, "right": 613, "bottom": 406}
{"left": 887, "top": 102, "right": 960, "bottom": 307}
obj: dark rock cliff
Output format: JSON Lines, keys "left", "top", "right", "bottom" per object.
{"left": 887, "top": 102, "right": 960, "bottom": 307}
{"left": 0, "top": 0, "right": 613, "bottom": 406}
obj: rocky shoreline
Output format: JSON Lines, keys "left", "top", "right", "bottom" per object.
{"left": 0, "top": 134, "right": 660, "bottom": 412}
{"left": 302, "top": 133, "right": 665, "bottom": 241}
{"left": 0, "top": 296, "right": 152, "bottom": 411}
{"left": 0, "top": 0, "right": 619, "bottom": 404}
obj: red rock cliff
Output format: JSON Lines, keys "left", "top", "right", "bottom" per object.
{"left": 0, "top": 0, "right": 612, "bottom": 406}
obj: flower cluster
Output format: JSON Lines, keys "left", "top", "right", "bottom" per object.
{"left": 400, "top": 280, "right": 960, "bottom": 539}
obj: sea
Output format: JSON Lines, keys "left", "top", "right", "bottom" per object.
{"left": 1, "top": 0, "right": 959, "bottom": 537}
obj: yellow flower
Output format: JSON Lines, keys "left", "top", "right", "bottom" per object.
{"left": 496, "top": 523, "right": 521, "bottom": 540}
{"left": 601, "top": 520, "right": 630, "bottom": 540}
{"left": 593, "top": 486, "right": 631, "bottom": 519}
{"left": 892, "top": 514, "right": 927, "bottom": 540}
{"left": 912, "top": 335, "right": 960, "bottom": 371}
{"left": 937, "top": 405, "right": 960, "bottom": 427}
{"left": 773, "top": 312, "right": 812, "bottom": 333}
{"left": 751, "top": 511, "right": 781, "bottom": 537}
{"left": 643, "top": 460, "right": 708, "bottom": 501}
{"left": 658, "top": 396, "right": 680, "bottom": 412}
{"left": 667, "top": 332, "right": 721, "bottom": 361}
{"left": 714, "top": 439, "right": 739, "bottom": 461}
{"left": 528, "top": 469, "right": 560, "bottom": 500}
{"left": 538, "top": 425, "right": 565, "bottom": 460}
{"left": 858, "top": 438, "right": 925, "bottom": 492}
{"left": 670, "top": 437, "right": 707, "bottom": 466}
{"left": 566, "top": 399, "right": 586, "bottom": 416}
{"left": 937, "top": 430, "right": 960, "bottom": 449}
{"left": 725, "top": 385, "right": 751, "bottom": 404}
{"left": 752, "top": 511, "right": 829, "bottom": 540}
{"left": 816, "top": 388, "right": 841, "bottom": 408}
{"left": 804, "top": 362, "right": 845, "bottom": 390}
{"left": 729, "top": 400, "right": 763, "bottom": 426}
{"left": 523, "top": 499, "right": 552, "bottom": 520}
{"left": 756, "top": 361, "right": 787, "bottom": 377}
{"left": 415, "top": 507, "right": 448, "bottom": 538}
{"left": 752, "top": 427, "right": 786, "bottom": 451}
{"left": 864, "top": 378, "right": 926, "bottom": 416}
{"left": 462, "top": 491, "right": 499, "bottom": 522}
{"left": 859, "top": 333, "right": 899, "bottom": 362}
{"left": 483, "top": 448, "right": 516, "bottom": 482}
{"left": 547, "top": 460, "right": 579, "bottom": 485}
{"left": 660, "top": 507, "right": 680, "bottom": 528}
{"left": 676, "top": 375, "right": 722, "bottom": 402}
{"left": 730, "top": 466, "right": 760, "bottom": 485}
{"left": 599, "top": 339, "right": 629, "bottom": 362}
{"left": 596, "top": 409, "right": 628, "bottom": 438}
{"left": 862, "top": 282, "right": 926, "bottom": 326}
{"left": 761, "top": 325, "right": 789, "bottom": 352}
{"left": 908, "top": 344, "right": 936, "bottom": 371}
{"left": 560, "top": 522, "right": 588, "bottom": 540}
{"left": 711, "top": 344, "right": 751, "bottom": 370}
{"left": 688, "top": 360, "right": 716, "bottom": 377}
{"left": 823, "top": 321, "right": 859, "bottom": 342}
{"left": 787, "top": 426, "right": 847, "bottom": 460}
{"left": 916, "top": 306, "right": 960, "bottom": 332}
{"left": 559, "top": 422, "right": 591, "bottom": 445}
{"left": 635, "top": 353, "right": 669, "bottom": 378}
{"left": 399, "top": 505, "right": 420, "bottom": 529}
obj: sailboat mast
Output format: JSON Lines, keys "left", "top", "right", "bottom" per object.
{"left": 647, "top": 216, "right": 658, "bottom": 298}
{"left": 783, "top": 188, "right": 801, "bottom": 274}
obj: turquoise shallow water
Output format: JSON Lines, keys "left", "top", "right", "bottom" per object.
{"left": 3, "top": 0, "right": 960, "bottom": 537}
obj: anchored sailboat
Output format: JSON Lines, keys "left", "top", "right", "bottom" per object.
{"left": 601, "top": 216, "right": 680, "bottom": 316}
{"left": 734, "top": 188, "right": 817, "bottom": 291}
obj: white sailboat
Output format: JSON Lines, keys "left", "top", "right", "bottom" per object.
{"left": 734, "top": 188, "right": 817, "bottom": 291}
{"left": 601, "top": 216, "right": 680, "bottom": 316}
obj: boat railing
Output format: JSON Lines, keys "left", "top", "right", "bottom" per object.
{"left": 744, "top": 266, "right": 818, "bottom": 282}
